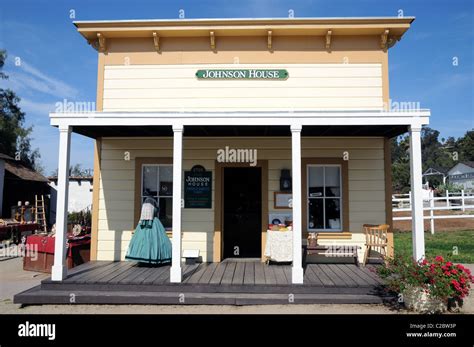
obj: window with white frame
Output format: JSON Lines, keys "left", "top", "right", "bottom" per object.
{"left": 307, "top": 165, "right": 342, "bottom": 231}
{"left": 141, "top": 164, "right": 173, "bottom": 229}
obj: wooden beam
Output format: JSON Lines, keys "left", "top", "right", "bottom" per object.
{"left": 325, "top": 29, "right": 332, "bottom": 51}
{"left": 291, "top": 125, "right": 304, "bottom": 284}
{"left": 51, "top": 125, "right": 71, "bottom": 281}
{"left": 380, "top": 29, "right": 389, "bottom": 51}
{"left": 170, "top": 125, "right": 183, "bottom": 282}
{"left": 267, "top": 30, "right": 272, "bottom": 50}
{"left": 384, "top": 137, "right": 394, "bottom": 258}
{"left": 90, "top": 138, "right": 101, "bottom": 261}
{"left": 97, "top": 33, "right": 106, "bottom": 52}
{"left": 152, "top": 32, "right": 160, "bottom": 51}
{"left": 409, "top": 126, "right": 426, "bottom": 261}
{"left": 209, "top": 31, "right": 215, "bottom": 50}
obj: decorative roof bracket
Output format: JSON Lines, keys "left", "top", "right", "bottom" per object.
{"left": 387, "top": 35, "right": 401, "bottom": 49}
{"left": 210, "top": 31, "right": 216, "bottom": 50}
{"left": 97, "top": 32, "right": 106, "bottom": 52}
{"left": 381, "top": 29, "right": 389, "bottom": 51}
{"left": 325, "top": 30, "right": 332, "bottom": 51}
{"left": 153, "top": 32, "right": 160, "bottom": 51}
{"left": 267, "top": 30, "right": 273, "bottom": 50}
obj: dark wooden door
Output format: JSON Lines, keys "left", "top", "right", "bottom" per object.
{"left": 223, "top": 167, "right": 262, "bottom": 258}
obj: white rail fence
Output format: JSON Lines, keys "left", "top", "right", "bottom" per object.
{"left": 393, "top": 190, "right": 474, "bottom": 234}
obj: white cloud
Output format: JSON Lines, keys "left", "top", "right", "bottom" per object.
{"left": 5, "top": 58, "right": 79, "bottom": 99}
{"left": 19, "top": 98, "right": 56, "bottom": 117}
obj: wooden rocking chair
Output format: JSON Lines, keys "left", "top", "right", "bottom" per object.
{"left": 362, "top": 224, "right": 390, "bottom": 266}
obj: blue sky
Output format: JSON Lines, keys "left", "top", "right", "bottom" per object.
{"left": 1, "top": 0, "right": 473, "bottom": 174}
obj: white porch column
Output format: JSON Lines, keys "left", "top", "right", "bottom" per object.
{"left": 170, "top": 124, "right": 183, "bottom": 283}
{"left": 291, "top": 124, "right": 304, "bottom": 284}
{"left": 409, "top": 126, "right": 425, "bottom": 261}
{"left": 51, "top": 125, "right": 72, "bottom": 281}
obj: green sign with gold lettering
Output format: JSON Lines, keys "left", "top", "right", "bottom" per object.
{"left": 196, "top": 69, "right": 289, "bottom": 80}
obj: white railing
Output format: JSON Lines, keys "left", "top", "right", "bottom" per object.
{"left": 393, "top": 189, "right": 474, "bottom": 234}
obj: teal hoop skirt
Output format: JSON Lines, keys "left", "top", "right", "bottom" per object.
{"left": 125, "top": 217, "right": 172, "bottom": 264}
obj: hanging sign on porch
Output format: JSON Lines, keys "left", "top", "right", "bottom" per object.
{"left": 195, "top": 69, "right": 289, "bottom": 80}
{"left": 184, "top": 165, "right": 212, "bottom": 209}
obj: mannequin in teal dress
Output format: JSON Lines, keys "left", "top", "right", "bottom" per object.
{"left": 125, "top": 200, "right": 172, "bottom": 265}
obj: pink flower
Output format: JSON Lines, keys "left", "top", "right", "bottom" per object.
{"left": 457, "top": 264, "right": 470, "bottom": 274}
{"left": 435, "top": 255, "right": 444, "bottom": 262}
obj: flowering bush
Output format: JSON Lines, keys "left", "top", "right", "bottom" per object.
{"left": 377, "top": 255, "right": 474, "bottom": 305}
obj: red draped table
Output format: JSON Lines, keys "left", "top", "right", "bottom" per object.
{"left": 23, "top": 234, "right": 91, "bottom": 273}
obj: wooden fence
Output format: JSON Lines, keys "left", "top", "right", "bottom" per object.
{"left": 392, "top": 190, "right": 474, "bottom": 234}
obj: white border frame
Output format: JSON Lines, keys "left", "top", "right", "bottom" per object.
{"left": 50, "top": 110, "right": 430, "bottom": 128}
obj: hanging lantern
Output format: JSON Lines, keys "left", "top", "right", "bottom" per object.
{"left": 280, "top": 169, "right": 292, "bottom": 191}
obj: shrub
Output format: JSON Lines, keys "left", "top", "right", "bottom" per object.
{"left": 435, "top": 182, "right": 462, "bottom": 196}
{"left": 68, "top": 210, "right": 91, "bottom": 226}
{"left": 377, "top": 255, "right": 474, "bottom": 303}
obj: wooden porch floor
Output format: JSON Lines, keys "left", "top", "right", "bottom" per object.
{"left": 15, "top": 260, "right": 389, "bottom": 305}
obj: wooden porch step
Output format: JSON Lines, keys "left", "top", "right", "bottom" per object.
{"left": 14, "top": 286, "right": 387, "bottom": 305}
{"left": 39, "top": 281, "right": 378, "bottom": 295}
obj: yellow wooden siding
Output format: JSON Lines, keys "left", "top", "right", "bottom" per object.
{"left": 96, "top": 137, "right": 387, "bottom": 261}
{"left": 102, "top": 63, "right": 383, "bottom": 112}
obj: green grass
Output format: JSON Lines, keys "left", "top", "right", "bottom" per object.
{"left": 394, "top": 230, "right": 474, "bottom": 263}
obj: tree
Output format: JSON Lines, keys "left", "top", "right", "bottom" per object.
{"left": 457, "top": 130, "right": 474, "bottom": 162}
{"left": 0, "top": 49, "right": 41, "bottom": 170}
{"left": 391, "top": 135, "right": 411, "bottom": 193}
{"left": 391, "top": 127, "right": 474, "bottom": 192}
{"left": 51, "top": 164, "right": 92, "bottom": 177}
{"left": 69, "top": 164, "right": 91, "bottom": 177}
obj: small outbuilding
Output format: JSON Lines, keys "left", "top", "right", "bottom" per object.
{"left": 0, "top": 153, "right": 50, "bottom": 218}
{"left": 447, "top": 161, "right": 474, "bottom": 191}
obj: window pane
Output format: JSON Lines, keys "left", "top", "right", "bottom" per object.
{"left": 142, "top": 166, "right": 158, "bottom": 197}
{"left": 308, "top": 166, "right": 324, "bottom": 197}
{"left": 159, "top": 166, "right": 173, "bottom": 196}
{"left": 308, "top": 199, "right": 324, "bottom": 229}
{"left": 325, "top": 166, "right": 341, "bottom": 197}
{"left": 158, "top": 197, "right": 173, "bottom": 229}
{"left": 325, "top": 199, "right": 341, "bottom": 230}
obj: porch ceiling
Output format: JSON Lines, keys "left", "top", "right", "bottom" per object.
{"left": 71, "top": 124, "right": 409, "bottom": 139}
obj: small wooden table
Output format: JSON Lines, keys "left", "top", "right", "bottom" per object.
{"left": 305, "top": 244, "right": 361, "bottom": 266}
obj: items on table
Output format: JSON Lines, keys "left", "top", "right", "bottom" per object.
{"left": 307, "top": 232, "right": 318, "bottom": 247}
{"left": 11, "top": 201, "right": 35, "bottom": 224}
{"left": 268, "top": 223, "right": 292, "bottom": 231}
{"left": 268, "top": 213, "right": 293, "bottom": 231}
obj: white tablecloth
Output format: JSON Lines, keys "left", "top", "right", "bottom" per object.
{"left": 264, "top": 230, "right": 293, "bottom": 262}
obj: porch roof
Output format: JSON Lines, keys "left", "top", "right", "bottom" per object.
{"left": 66, "top": 125, "right": 410, "bottom": 139}
{"left": 74, "top": 16, "right": 414, "bottom": 41}
{"left": 50, "top": 109, "right": 430, "bottom": 138}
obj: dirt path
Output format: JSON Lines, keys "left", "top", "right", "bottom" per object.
{"left": 1, "top": 258, "right": 473, "bottom": 314}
